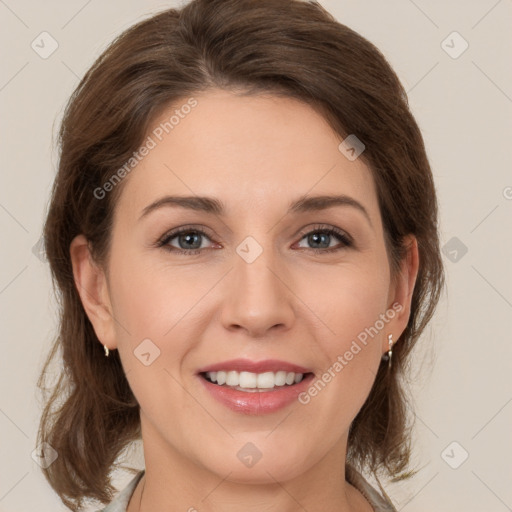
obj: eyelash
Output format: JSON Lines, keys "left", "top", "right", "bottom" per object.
{"left": 156, "top": 224, "right": 353, "bottom": 256}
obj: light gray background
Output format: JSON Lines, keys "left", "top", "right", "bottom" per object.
{"left": 1, "top": 0, "right": 511, "bottom": 511}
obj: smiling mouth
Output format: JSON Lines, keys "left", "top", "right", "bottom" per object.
{"left": 200, "top": 370, "right": 314, "bottom": 392}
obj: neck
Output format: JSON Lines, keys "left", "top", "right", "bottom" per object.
{"left": 134, "top": 468, "right": 355, "bottom": 512}
{"left": 126, "top": 416, "right": 372, "bottom": 512}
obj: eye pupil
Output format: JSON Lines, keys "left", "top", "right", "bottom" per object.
{"left": 309, "top": 232, "right": 330, "bottom": 249}
{"left": 180, "top": 232, "right": 201, "bottom": 249}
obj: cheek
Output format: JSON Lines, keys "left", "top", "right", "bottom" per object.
{"left": 108, "top": 252, "right": 205, "bottom": 341}
{"left": 107, "top": 258, "right": 199, "bottom": 420}
{"left": 308, "top": 256, "right": 390, "bottom": 344}
{"left": 299, "top": 258, "right": 390, "bottom": 416}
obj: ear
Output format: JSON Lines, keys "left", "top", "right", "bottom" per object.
{"left": 382, "top": 234, "right": 420, "bottom": 355}
{"left": 69, "top": 234, "right": 118, "bottom": 351}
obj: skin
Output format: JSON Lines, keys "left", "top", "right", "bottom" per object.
{"left": 71, "top": 89, "right": 419, "bottom": 512}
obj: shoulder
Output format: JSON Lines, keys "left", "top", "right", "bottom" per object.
{"left": 96, "top": 470, "right": 145, "bottom": 512}
{"left": 345, "top": 464, "right": 398, "bottom": 512}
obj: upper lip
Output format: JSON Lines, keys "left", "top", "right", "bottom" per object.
{"left": 197, "top": 358, "right": 312, "bottom": 374}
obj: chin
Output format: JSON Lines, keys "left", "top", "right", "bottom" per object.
{"left": 195, "top": 438, "right": 315, "bottom": 485}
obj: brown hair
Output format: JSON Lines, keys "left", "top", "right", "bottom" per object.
{"left": 37, "top": 0, "right": 444, "bottom": 509}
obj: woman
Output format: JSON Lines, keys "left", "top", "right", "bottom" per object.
{"left": 37, "top": 0, "right": 444, "bottom": 511}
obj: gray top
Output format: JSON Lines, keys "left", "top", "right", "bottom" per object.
{"left": 98, "top": 467, "right": 397, "bottom": 512}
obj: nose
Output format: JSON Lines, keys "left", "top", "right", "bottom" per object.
{"left": 220, "top": 242, "right": 295, "bottom": 338}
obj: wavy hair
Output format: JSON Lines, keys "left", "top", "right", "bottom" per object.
{"left": 37, "top": 0, "right": 445, "bottom": 509}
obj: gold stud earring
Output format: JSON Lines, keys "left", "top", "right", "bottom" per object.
{"left": 104, "top": 345, "right": 109, "bottom": 357}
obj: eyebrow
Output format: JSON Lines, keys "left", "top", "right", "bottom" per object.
{"left": 139, "top": 193, "right": 372, "bottom": 227}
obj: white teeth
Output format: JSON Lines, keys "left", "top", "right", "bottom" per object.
{"left": 239, "top": 371, "right": 257, "bottom": 388}
{"left": 226, "top": 371, "right": 239, "bottom": 386}
{"left": 275, "top": 370, "right": 287, "bottom": 386}
{"left": 257, "top": 372, "right": 275, "bottom": 389}
{"left": 205, "top": 370, "right": 306, "bottom": 389}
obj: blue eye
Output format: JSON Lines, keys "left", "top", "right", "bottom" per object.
{"left": 157, "top": 224, "right": 353, "bottom": 255}
{"left": 158, "top": 227, "right": 212, "bottom": 254}
{"left": 296, "top": 226, "right": 352, "bottom": 252}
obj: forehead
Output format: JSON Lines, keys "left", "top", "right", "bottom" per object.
{"left": 115, "top": 90, "right": 378, "bottom": 222}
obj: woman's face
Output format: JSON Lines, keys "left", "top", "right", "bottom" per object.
{"left": 75, "top": 89, "right": 416, "bottom": 484}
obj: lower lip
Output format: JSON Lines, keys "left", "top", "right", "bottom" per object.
{"left": 198, "top": 373, "right": 315, "bottom": 415}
